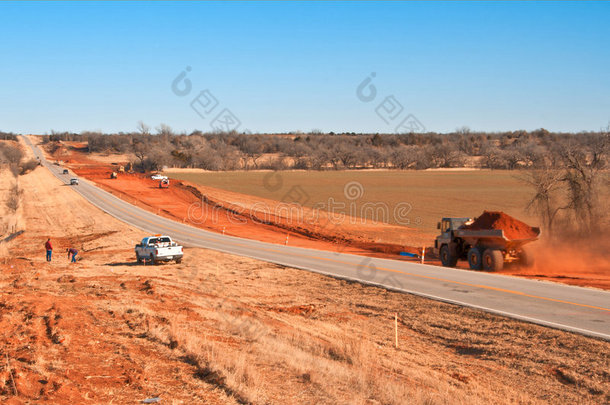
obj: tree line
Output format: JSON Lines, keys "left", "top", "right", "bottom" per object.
{"left": 3, "top": 125, "right": 608, "bottom": 237}
{"left": 39, "top": 125, "right": 607, "bottom": 173}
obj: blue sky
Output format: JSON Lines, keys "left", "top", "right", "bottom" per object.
{"left": 0, "top": 1, "right": 608, "bottom": 134}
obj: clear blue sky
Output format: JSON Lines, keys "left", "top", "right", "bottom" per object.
{"left": 1, "top": 1, "right": 609, "bottom": 134}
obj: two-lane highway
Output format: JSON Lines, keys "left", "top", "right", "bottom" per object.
{"left": 21, "top": 135, "right": 610, "bottom": 340}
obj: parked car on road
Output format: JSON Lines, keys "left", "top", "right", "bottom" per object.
{"left": 63, "top": 169, "right": 69, "bottom": 174}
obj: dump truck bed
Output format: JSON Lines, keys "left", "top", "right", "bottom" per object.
{"left": 455, "top": 227, "right": 540, "bottom": 250}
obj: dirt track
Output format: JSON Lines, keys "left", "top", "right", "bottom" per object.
{"left": 0, "top": 143, "right": 608, "bottom": 403}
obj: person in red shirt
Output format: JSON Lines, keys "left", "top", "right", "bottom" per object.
{"left": 44, "top": 238, "right": 53, "bottom": 262}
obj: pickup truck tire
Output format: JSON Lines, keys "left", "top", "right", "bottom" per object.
{"left": 175, "top": 258, "right": 182, "bottom": 264}
{"left": 482, "top": 249, "right": 504, "bottom": 271}
{"left": 149, "top": 254, "right": 156, "bottom": 265}
{"left": 468, "top": 247, "right": 483, "bottom": 270}
{"left": 136, "top": 255, "right": 143, "bottom": 264}
{"left": 440, "top": 245, "right": 458, "bottom": 267}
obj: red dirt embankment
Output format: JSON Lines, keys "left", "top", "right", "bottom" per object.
{"left": 461, "top": 211, "right": 539, "bottom": 240}
{"left": 49, "top": 141, "right": 425, "bottom": 261}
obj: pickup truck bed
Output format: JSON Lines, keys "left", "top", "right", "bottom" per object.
{"left": 135, "top": 235, "right": 183, "bottom": 264}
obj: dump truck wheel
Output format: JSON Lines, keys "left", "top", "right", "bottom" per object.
{"left": 468, "top": 248, "right": 482, "bottom": 270}
{"left": 440, "top": 245, "right": 458, "bottom": 267}
{"left": 518, "top": 248, "right": 535, "bottom": 267}
{"left": 482, "top": 249, "right": 504, "bottom": 271}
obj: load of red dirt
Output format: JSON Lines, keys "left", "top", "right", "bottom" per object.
{"left": 461, "top": 211, "right": 539, "bottom": 240}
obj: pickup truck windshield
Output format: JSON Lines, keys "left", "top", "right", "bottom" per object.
{"left": 148, "top": 237, "right": 171, "bottom": 245}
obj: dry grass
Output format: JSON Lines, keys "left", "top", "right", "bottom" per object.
{"left": 100, "top": 255, "right": 608, "bottom": 404}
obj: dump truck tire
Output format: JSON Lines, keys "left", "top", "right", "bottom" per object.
{"left": 518, "top": 248, "right": 535, "bottom": 267}
{"left": 468, "top": 247, "right": 483, "bottom": 270}
{"left": 482, "top": 249, "right": 504, "bottom": 271}
{"left": 440, "top": 245, "right": 458, "bottom": 267}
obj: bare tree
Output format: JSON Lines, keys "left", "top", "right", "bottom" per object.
{"left": 133, "top": 142, "right": 149, "bottom": 170}
{"left": 0, "top": 143, "right": 24, "bottom": 177}
{"left": 523, "top": 168, "right": 565, "bottom": 233}
{"left": 521, "top": 127, "right": 609, "bottom": 236}
{"left": 427, "top": 143, "right": 465, "bottom": 168}
{"left": 559, "top": 131, "right": 608, "bottom": 233}
{"left": 5, "top": 184, "right": 23, "bottom": 213}
{"left": 242, "top": 137, "right": 264, "bottom": 169}
{"left": 333, "top": 143, "right": 360, "bottom": 168}
{"left": 137, "top": 121, "right": 151, "bottom": 136}
{"left": 390, "top": 146, "right": 419, "bottom": 169}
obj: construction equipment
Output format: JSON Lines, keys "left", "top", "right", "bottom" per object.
{"left": 434, "top": 212, "right": 540, "bottom": 271}
{"left": 159, "top": 178, "right": 169, "bottom": 188}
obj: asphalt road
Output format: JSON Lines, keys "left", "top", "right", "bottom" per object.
{"left": 22, "top": 136, "right": 610, "bottom": 340}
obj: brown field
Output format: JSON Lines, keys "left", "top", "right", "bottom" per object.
{"left": 165, "top": 169, "right": 539, "bottom": 238}
{"left": 0, "top": 144, "right": 608, "bottom": 404}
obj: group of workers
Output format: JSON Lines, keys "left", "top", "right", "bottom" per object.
{"left": 44, "top": 238, "right": 78, "bottom": 263}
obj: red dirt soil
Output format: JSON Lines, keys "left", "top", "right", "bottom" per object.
{"left": 461, "top": 211, "right": 539, "bottom": 240}
{"left": 50, "top": 142, "right": 426, "bottom": 261}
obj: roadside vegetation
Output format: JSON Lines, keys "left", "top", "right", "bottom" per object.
{"left": 37, "top": 125, "right": 607, "bottom": 172}
{"left": 0, "top": 139, "right": 37, "bottom": 244}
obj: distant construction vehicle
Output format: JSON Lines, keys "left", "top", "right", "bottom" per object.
{"left": 159, "top": 178, "right": 169, "bottom": 188}
{"left": 110, "top": 172, "right": 118, "bottom": 179}
{"left": 434, "top": 211, "right": 540, "bottom": 271}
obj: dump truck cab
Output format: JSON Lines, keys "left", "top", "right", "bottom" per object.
{"left": 437, "top": 218, "right": 471, "bottom": 238}
{"left": 434, "top": 217, "right": 471, "bottom": 268}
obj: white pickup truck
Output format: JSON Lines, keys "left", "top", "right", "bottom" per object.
{"left": 135, "top": 235, "right": 183, "bottom": 264}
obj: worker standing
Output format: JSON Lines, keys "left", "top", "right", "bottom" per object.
{"left": 44, "top": 238, "right": 53, "bottom": 262}
{"left": 66, "top": 247, "right": 78, "bottom": 263}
